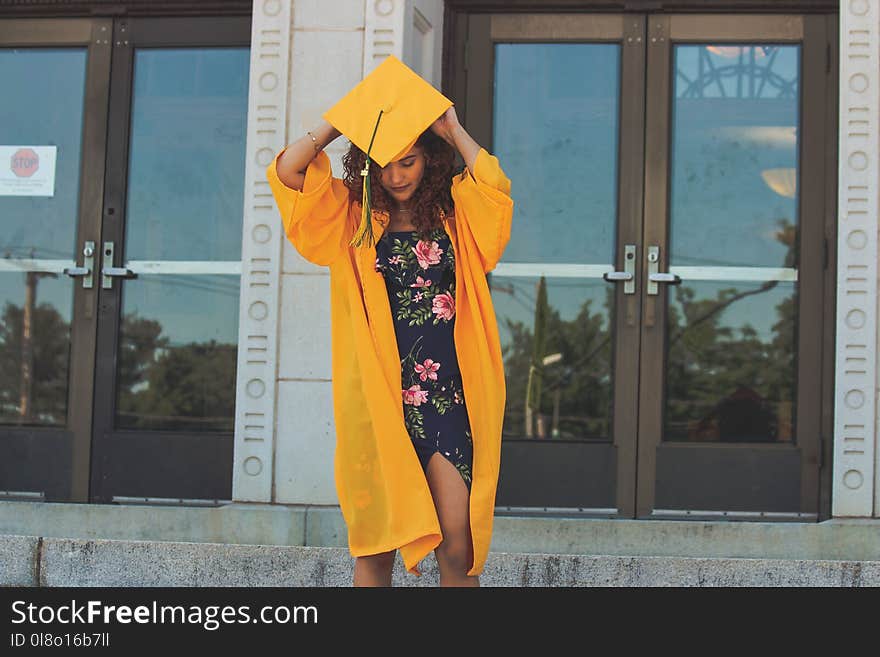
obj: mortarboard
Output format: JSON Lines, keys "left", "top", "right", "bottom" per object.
{"left": 324, "top": 55, "right": 453, "bottom": 248}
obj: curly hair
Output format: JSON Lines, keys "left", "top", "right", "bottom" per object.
{"left": 341, "top": 130, "right": 456, "bottom": 241}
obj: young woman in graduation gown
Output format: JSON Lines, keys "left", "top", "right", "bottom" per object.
{"left": 266, "top": 63, "right": 513, "bottom": 587}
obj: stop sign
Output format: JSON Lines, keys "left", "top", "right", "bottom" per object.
{"left": 11, "top": 148, "right": 39, "bottom": 178}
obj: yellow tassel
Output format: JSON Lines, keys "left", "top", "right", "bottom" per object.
{"left": 349, "top": 163, "right": 375, "bottom": 248}
{"left": 348, "top": 109, "right": 384, "bottom": 249}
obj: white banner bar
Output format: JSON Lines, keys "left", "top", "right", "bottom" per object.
{"left": 126, "top": 261, "right": 242, "bottom": 275}
{"left": 0, "top": 259, "right": 72, "bottom": 273}
{"left": 492, "top": 262, "right": 798, "bottom": 282}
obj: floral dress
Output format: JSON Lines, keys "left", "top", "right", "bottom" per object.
{"left": 374, "top": 225, "right": 473, "bottom": 491}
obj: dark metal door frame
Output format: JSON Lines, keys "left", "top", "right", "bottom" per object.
{"left": 460, "top": 13, "right": 647, "bottom": 516}
{"left": 90, "top": 15, "right": 250, "bottom": 503}
{"left": 0, "top": 18, "right": 111, "bottom": 502}
{"left": 450, "top": 6, "right": 837, "bottom": 519}
{"left": 637, "top": 13, "right": 830, "bottom": 519}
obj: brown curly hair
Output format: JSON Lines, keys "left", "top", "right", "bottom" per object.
{"left": 341, "top": 130, "right": 456, "bottom": 241}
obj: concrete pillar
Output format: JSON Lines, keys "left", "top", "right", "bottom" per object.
{"left": 834, "top": 0, "right": 879, "bottom": 517}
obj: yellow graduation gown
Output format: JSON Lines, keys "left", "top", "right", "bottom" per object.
{"left": 266, "top": 147, "right": 513, "bottom": 576}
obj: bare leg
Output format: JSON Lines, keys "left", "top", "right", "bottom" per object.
{"left": 425, "top": 453, "right": 479, "bottom": 587}
{"left": 353, "top": 550, "right": 396, "bottom": 587}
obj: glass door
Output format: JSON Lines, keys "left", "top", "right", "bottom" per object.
{"left": 0, "top": 16, "right": 250, "bottom": 504}
{"left": 462, "top": 11, "right": 832, "bottom": 518}
{"left": 0, "top": 19, "right": 111, "bottom": 502}
{"left": 466, "top": 14, "right": 648, "bottom": 515}
{"left": 90, "top": 17, "right": 250, "bottom": 503}
{"left": 637, "top": 14, "right": 829, "bottom": 518}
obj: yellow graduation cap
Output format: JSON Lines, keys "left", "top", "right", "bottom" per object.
{"left": 324, "top": 55, "right": 453, "bottom": 248}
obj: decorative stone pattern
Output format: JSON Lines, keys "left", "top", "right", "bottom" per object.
{"left": 273, "top": 2, "right": 365, "bottom": 504}
{"left": 834, "top": 0, "right": 878, "bottom": 517}
{"left": 364, "top": 0, "right": 405, "bottom": 74}
{"left": 232, "top": 0, "right": 291, "bottom": 503}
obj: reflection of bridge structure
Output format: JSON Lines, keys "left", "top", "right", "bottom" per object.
{"left": 677, "top": 45, "right": 797, "bottom": 99}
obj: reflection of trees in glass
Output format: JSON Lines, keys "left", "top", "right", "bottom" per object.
{"left": 501, "top": 282, "right": 614, "bottom": 441}
{"left": 499, "top": 218, "right": 797, "bottom": 444}
{"left": 665, "top": 282, "right": 795, "bottom": 442}
{"left": 116, "top": 312, "right": 237, "bottom": 432}
{"left": 0, "top": 300, "right": 69, "bottom": 425}
{"left": 665, "top": 218, "right": 796, "bottom": 442}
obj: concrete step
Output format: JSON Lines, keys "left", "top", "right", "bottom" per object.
{"left": 2, "top": 533, "right": 879, "bottom": 587}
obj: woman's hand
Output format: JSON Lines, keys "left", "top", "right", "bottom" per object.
{"left": 430, "top": 106, "right": 480, "bottom": 178}
{"left": 430, "top": 106, "right": 462, "bottom": 147}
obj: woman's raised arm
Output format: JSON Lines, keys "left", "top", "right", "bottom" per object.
{"left": 275, "top": 120, "right": 342, "bottom": 190}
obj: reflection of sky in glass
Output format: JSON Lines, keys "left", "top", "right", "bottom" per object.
{"left": 121, "top": 275, "right": 240, "bottom": 346}
{"left": 492, "top": 43, "right": 618, "bottom": 348}
{"left": 0, "top": 48, "right": 86, "bottom": 265}
{"left": 493, "top": 43, "right": 619, "bottom": 264}
{"left": 664, "top": 45, "right": 800, "bottom": 445}
{"left": 116, "top": 48, "right": 248, "bottom": 430}
{"left": 122, "top": 48, "right": 249, "bottom": 346}
{"left": 670, "top": 45, "right": 800, "bottom": 270}
{"left": 125, "top": 48, "right": 249, "bottom": 262}
{"left": 0, "top": 49, "right": 85, "bottom": 425}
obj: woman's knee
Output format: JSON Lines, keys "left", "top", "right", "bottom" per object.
{"left": 435, "top": 536, "right": 472, "bottom": 572}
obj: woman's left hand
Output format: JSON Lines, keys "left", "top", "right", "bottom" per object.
{"left": 430, "top": 106, "right": 461, "bottom": 147}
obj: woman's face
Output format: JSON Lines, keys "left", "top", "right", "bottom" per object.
{"left": 378, "top": 145, "right": 426, "bottom": 206}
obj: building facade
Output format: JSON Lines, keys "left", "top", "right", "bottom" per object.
{"left": 1, "top": 0, "right": 877, "bottom": 543}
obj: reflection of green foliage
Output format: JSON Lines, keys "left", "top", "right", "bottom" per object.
{"left": 501, "top": 218, "right": 798, "bottom": 443}
{"left": 116, "top": 313, "right": 237, "bottom": 432}
{"left": 0, "top": 301, "right": 69, "bottom": 424}
{"left": 503, "top": 285, "right": 614, "bottom": 440}
{"left": 665, "top": 218, "right": 797, "bottom": 441}
{"left": 0, "top": 303, "right": 238, "bottom": 430}
{"left": 116, "top": 313, "right": 167, "bottom": 395}
{"left": 526, "top": 276, "right": 548, "bottom": 416}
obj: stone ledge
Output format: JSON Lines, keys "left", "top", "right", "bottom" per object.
{"left": 0, "top": 534, "right": 38, "bottom": 586}
{"left": 3, "top": 534, "right": 879, "bottom": 587}
{"left": 3, "top": 501, "right": 880, "bottom": 563}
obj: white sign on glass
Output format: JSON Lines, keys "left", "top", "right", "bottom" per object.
{"left": 0, "top": 146, "right": 57, "bottom": 197}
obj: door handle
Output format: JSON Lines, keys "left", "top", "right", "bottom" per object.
{"left": 648, "top": 272, "right": 681, "bottom": 285}
{"left": 602, "top": 244, "right": 636, "bottom": 295}
{"left": 63, "top": 241, "right": 95, "bottom": 289}
{"left": 101, "top": 241, "right": 138, "bottom": 289}
{"left": 646, "top": 245, "right": 680, "bottom": 296}
{"left": 102, "top": 267, "right": 137, "bottom": 278}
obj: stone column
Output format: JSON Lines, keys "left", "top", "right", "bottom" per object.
{"left": 232, "top": 0, "right": 292, "bottom": 503}
{"left": 834, "top": 0, "right": 879, "bottom": 517}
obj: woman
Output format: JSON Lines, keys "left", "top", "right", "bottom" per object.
{"left": 267, "top": 104, "right": 512, "bottom": 587}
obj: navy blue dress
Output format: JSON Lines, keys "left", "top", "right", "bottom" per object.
{"left": 374, "top": 225, "right": 473, "bottom": 491}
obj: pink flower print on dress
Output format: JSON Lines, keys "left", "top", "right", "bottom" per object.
{"left": 402, "top": 384, "right": 428, "bottom": 406}
{"left": 414, "top": 291, "right": 424, "bottom": 302}
{"left": 413, "top": 240, "right": 443, "bottom": 269}
{"left": 388, "top": 255, "right": 403, "bottom": 265}
{"left": 432, "top": 291, "right": 456, "bottom": 321}
{"left": 409, "top": 275, "right": 432, "bottom": 288}
{"left": 414, "top": 358, "right": 441, "bottom": 382}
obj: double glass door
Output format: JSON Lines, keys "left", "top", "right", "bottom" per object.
{"left": 464, "top": 12, "right": 835, "bottom": 518}
{"left": 0, "top": 17, "right": 250, "bottom": 503}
